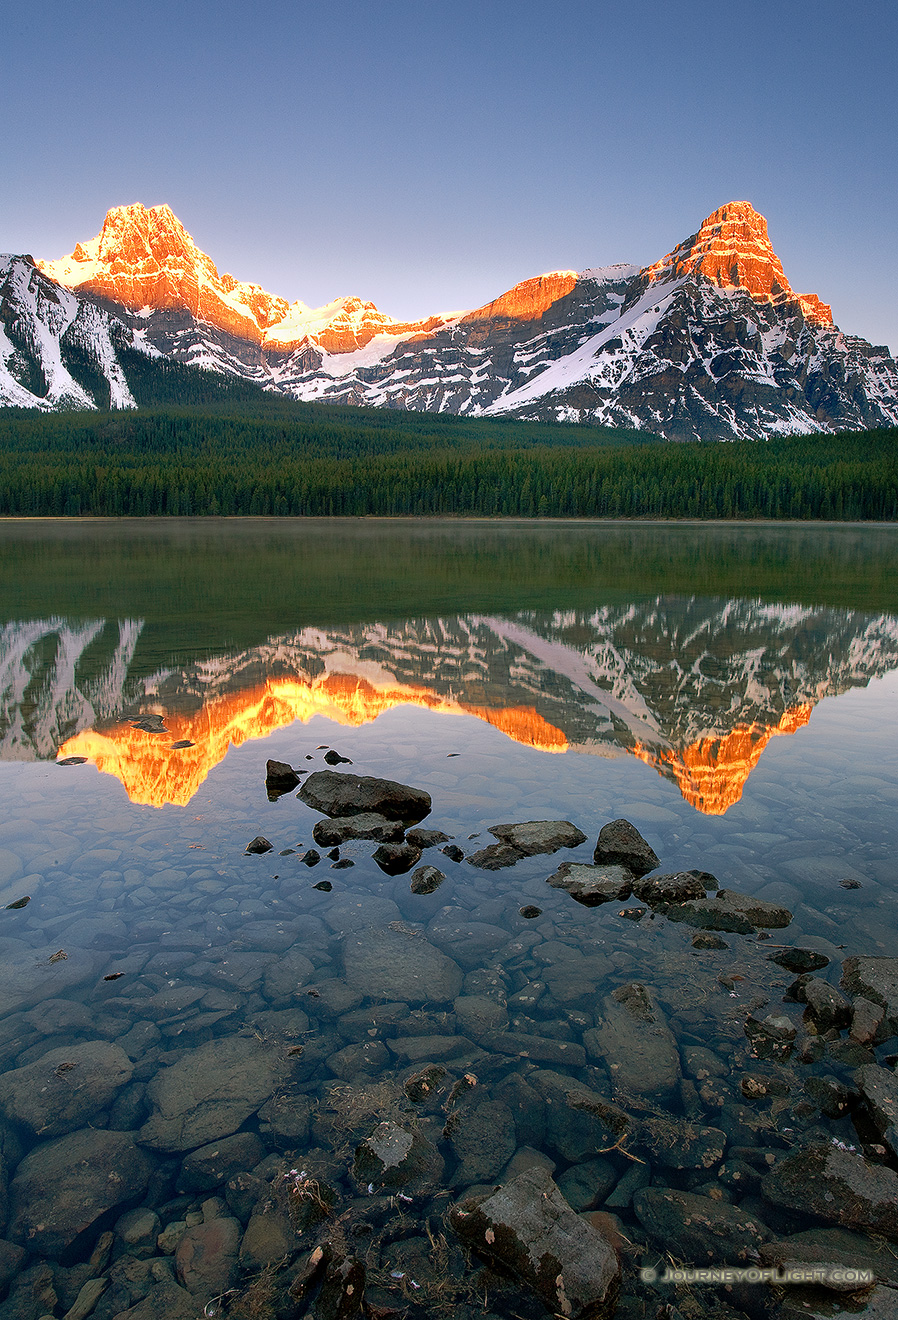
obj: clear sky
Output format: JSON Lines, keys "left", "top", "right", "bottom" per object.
{"left": 2, "top": 0, "right": 896, "bottom": 351}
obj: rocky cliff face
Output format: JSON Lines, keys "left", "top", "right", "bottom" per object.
{"left": 19, "top": 200, "right": 898, "bottom": 438}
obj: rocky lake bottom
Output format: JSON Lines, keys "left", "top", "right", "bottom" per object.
{"left": 0, "top": 697, "right": 896, "bottom": 1320}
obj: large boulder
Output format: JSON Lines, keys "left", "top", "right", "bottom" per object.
{"left": 593, "top": 820, "right": 659, "bottom": 877}
{"left": 298, "top": 771, "right": 431, "bottom": 823}
{"left": 0, "top": 1040, "right": 132, "bottom": 1138}
{"left": 450, "top": 1166, "right": 620, "bottom": 1320}
{"left": 342, "top": 927, "right": 462, "bottom": 1004}
{"left": 137, "top": 1035, "right": 286, "bottom": 1152}
{"left": 662, "top": 889, "right": 793, "bottom": 933}
{"left": 8, "top": 1128, "right": 154, "bottom": 1257}
{"left": 762, "top": 1143, "right": 898, "bottom": 1240}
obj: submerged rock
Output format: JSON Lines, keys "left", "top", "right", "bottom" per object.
{"left": 342, "top": 926, "right": 462, "bottom": 1003}
{"left": 854, "top": 1065, "right": 898, "bottom": 1159}
{"left": 8, "top": 1128, "right": 154, "bottom": 1257}
{"left": 633, "top": 1186, "right": 769, "bottom": 1263}
{"left": 0, "top": 1040, "right": 133, "bottom": 1138}
{"left": 593, "top": 819, "right": 659, "bottom": 877}
{"left": 406, "top": 827, "right": 451, "bottom": 849}
{"left": 547, "top": 861, "right": 633, "bottom": 906}
{"left": 767, "top": 948, "right": 831, "bottom": 973}
{"left": 137, "top": 1035, "right": 286, "bottom": 1152}
{"left": 588, "top": 983, "right": 681, "bottom": 1100}
{"left": 445, "top": 1098, "right": 517, "bottom": 1186}
{"left": 450, "top": 1166, "right": 621, "bottom": 1320}
{"left": 353, "top": 1121, "right": 443, "bottom": 1194}
{"left": 298, "top": 771, "right": 431, "bottom": 823}
{"left": 761, "top": 1142, "right": 898, "bottom": 1239}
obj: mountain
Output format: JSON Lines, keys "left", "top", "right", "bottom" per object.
{"left": 0, "top": 254, "right": 143, "bottom": 409}
{"left": 4, "top": 601, "right": 897, "bottom": 813}
{"left": 7, "top": 199, "right": 897, "bottom": 439}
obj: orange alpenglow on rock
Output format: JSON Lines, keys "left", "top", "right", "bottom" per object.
{"left": 463, "top": 271, "right": 579, "bottom": 325}
{"left": 642, "top": 201, "right": 833, "bottom": 324}
{"left": 39, "top": 203, "right": 453, "bottom": 355}
{"left": 56, "top": 674, "right": 567, "bottom": 808}
{"left": 634, "top": 704, "right": 813, "bottom": 815}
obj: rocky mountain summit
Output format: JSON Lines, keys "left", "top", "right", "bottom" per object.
{"left": 3, "top": 200, "right": 897, "bottom": 438}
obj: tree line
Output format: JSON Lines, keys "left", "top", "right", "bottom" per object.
{"left": 0, "top": 406, "right": 895, "bottom": 520}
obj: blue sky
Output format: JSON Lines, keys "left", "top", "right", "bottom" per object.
{"left": 3, "top": 0, "right": 896, "bottom": 350}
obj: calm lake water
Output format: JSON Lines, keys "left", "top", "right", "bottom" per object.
{"left": 0, "top": 519, "right": 896, "bottom": 1320}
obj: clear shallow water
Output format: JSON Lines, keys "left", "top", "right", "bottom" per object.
{"left": 0, "top": 520, "right": 896, "bottom": 1320}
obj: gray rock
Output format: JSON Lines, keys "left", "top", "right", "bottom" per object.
{"left": 850, "top": 997, "right": 886, "bottom": 1045}
{"left": 298, "top": 771, "right": 431, "bottom": 823}
{"left": 759, "top": 1227, "right": 898, "bottom": 1289}
{"left": 639, "top": 1118, "right": 727, "bottom": 1170}
{"left": 0, "top": 1239, "right": 25, "bottom": 1293}
{"left": 0, "top": 943, "right": 97, "bottom": 1018}
{"left": 841, "top": 957, "right": 898, "bottom": 1034}
{"left": 663, "top": 888, "right": 793, "bottom": 932}
{"left": 445, "top": 1099, "right": 517, "bottom": 1186}
{"left": 603, "top": 1162, "right": 651, "bottom": 1210}
{"left": 245, "top": 836, "right": 273, "bottom": 854}
{"left": 465, "top": 842, "right": 526, "bottom": 870}
{"left": 767, "top": 948, "right": 830, "bottom": 973}
{"left": 410, "top": 865, "right": 446, "bottom": 895}
{"left": 353, "top": 1121, "right": 443, "bottom": 1194}
{"left": 453, "top": 995, "right": 509, "bottom": 1038}
{"left": 0, "top": 1040, "right": 132, "bottom": 1138}
{"left": 178, "top": 1131, "right": 266, "bottom": 1192}
{"left": 546, "top": 862, "right": 633, "bottom": 906}
{"left": 239, "top": 1202, "right": 295, "bottom": 1270}
{"left": 343, "top": 927, "right": 462, "bottom": 1004}
{"left": 773, "top": 1286, "right": 898, "bottom": 1319}
{"left": 450, "top": 1166, "right": 620, "bottom": 1320}
{"left": 137, "top": 1035, "right": 286, "bottom": 1152}
{"left": 854, "top": 1065, "right": 898, "bottom": 1159}
{"left": 311, "top": 813, "right": 404, "bottom": 846}
{"left": 108, "top": 1279, "right": 197, "bottom": 1320}
{"left": 8, "top": 1128, "right": 154, "bottom": 1257}
{"left": 489, "top": 820, "right": 587, "bottom": 856}
{"left": 481, "top": 1030, "right": 587, "bottom": 1067}
{"left": 406, "top": 828, "right": 450, "bottom": 849}
{"left": 589, "top": 983, "right": 681, "bottom": 1100}
{"left": 632, "top": 871, "right": 711, "bottom": 905}
{"left": 528, "top": 1070, "right": 630, "bottom": 1163}
{"left": 762, "top": 1143, "right": 898, "bottom": 1240}
{"left": 802, "top": 979, "right": 852, "bottom": 1030}
{"left": 115, "top": 1208, "right": 161, "bottom": 1258}
{"left": 174, "top": 1216, "right": 241, "bottom": 1295}
{"left": 593, "top": 819, "right": 659, "bottom": 878}
{"left": 326, "top": 1041, "right": 391, "bottom": 1080}
{"left": 633, "top": 1187, "right": 769, "bottom": 1263}
{"left": 262, "top": 948, "right": 316, "bottom": 1002}
{"left": 265, "top": 760, "right": 300, "bottom": 795}
{"left": 556, "top": 1158, "right": 618, "bottom": 1211}
{"left": 372, "top": 842, "right": 422, "bottom": 875}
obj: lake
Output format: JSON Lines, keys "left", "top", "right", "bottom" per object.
{"left": 0, "top": 518, "right": 896, "bottom": 1320}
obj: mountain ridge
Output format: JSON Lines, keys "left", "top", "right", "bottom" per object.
{"left": 2, "top": 200, "right": 896, "bottom": 440}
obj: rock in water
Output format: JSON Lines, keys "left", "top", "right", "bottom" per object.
{"left": 245, "top": 836, "right": 273, "bottom": 855}
{"left": 0, "top": 1040, "right": 133, "bottom": 1137}
{"left": 298, "top": 771, "right": 431, "bottom": 823}
{"left": 761, "top": 1143, "right": 898, "bottom": 1239}
{"left": 450, "top": 1166, "right": 620, "bottom": 1320}
{"left": 343, "top": 927, "right": 462, "bottom": 1003}
{"left": 593, "top": 820, "right": 659, "bottom": 877}
{"left": 311, "top": 813, "right": 404, "bottom": 846}
{"left": 372, "top": 842, "right": 422, "bottom": 875}
{"left": 841, "top": 957, "right": 898, "bottom": 1034}
{"left": 547, "top": 862, "right": 633, "bottom": 906}
{"left": 588, "top": 984, "right": 681, "bottom": 1100}
{"left": 633, "top": 871, "right": 712, "bottom": 905}
{"left": 265, "top": 760, "right": 300, "bottom": 796}
{"left": 353, "top": 1121, "right": 443, "bottom": 1194}
{"left": 137, "top": 1036, "right": 286, "bottom": 1152}
{"left": 410, "top": 865, "right": 445, "bottom": 895}
{"left": 489, "top": 820, "right": 587, "bottom": 855}
{"left": 8, "top": 1128, "right": 154, "bottom": 1257}
{"left": 633, "top": 1187, "right": 769, "bottom": 1263}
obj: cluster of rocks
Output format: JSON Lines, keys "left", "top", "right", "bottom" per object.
{"left": 0, "top": 761, "right": 895, "bottom": 1320}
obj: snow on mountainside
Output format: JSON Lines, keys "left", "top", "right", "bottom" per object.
{"left": 18, "top": 199, "right": 898, "bottom": 438}
{"left": 0, "top": 255, "right": 143, "bottom": 409}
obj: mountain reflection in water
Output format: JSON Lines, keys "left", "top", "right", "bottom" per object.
{"left": 4, "top": 598, "right": 896, "bottom": 814}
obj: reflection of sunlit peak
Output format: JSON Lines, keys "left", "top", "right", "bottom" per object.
{"left": 633, "top": 704, "right": 813, "bottom": 815}
{"left": 57, "top": 672, "right": 568, "bottom": 807}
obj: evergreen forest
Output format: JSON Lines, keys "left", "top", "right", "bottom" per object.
{"left": 0, "top": 388, "right": 895, "bottom": 519}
